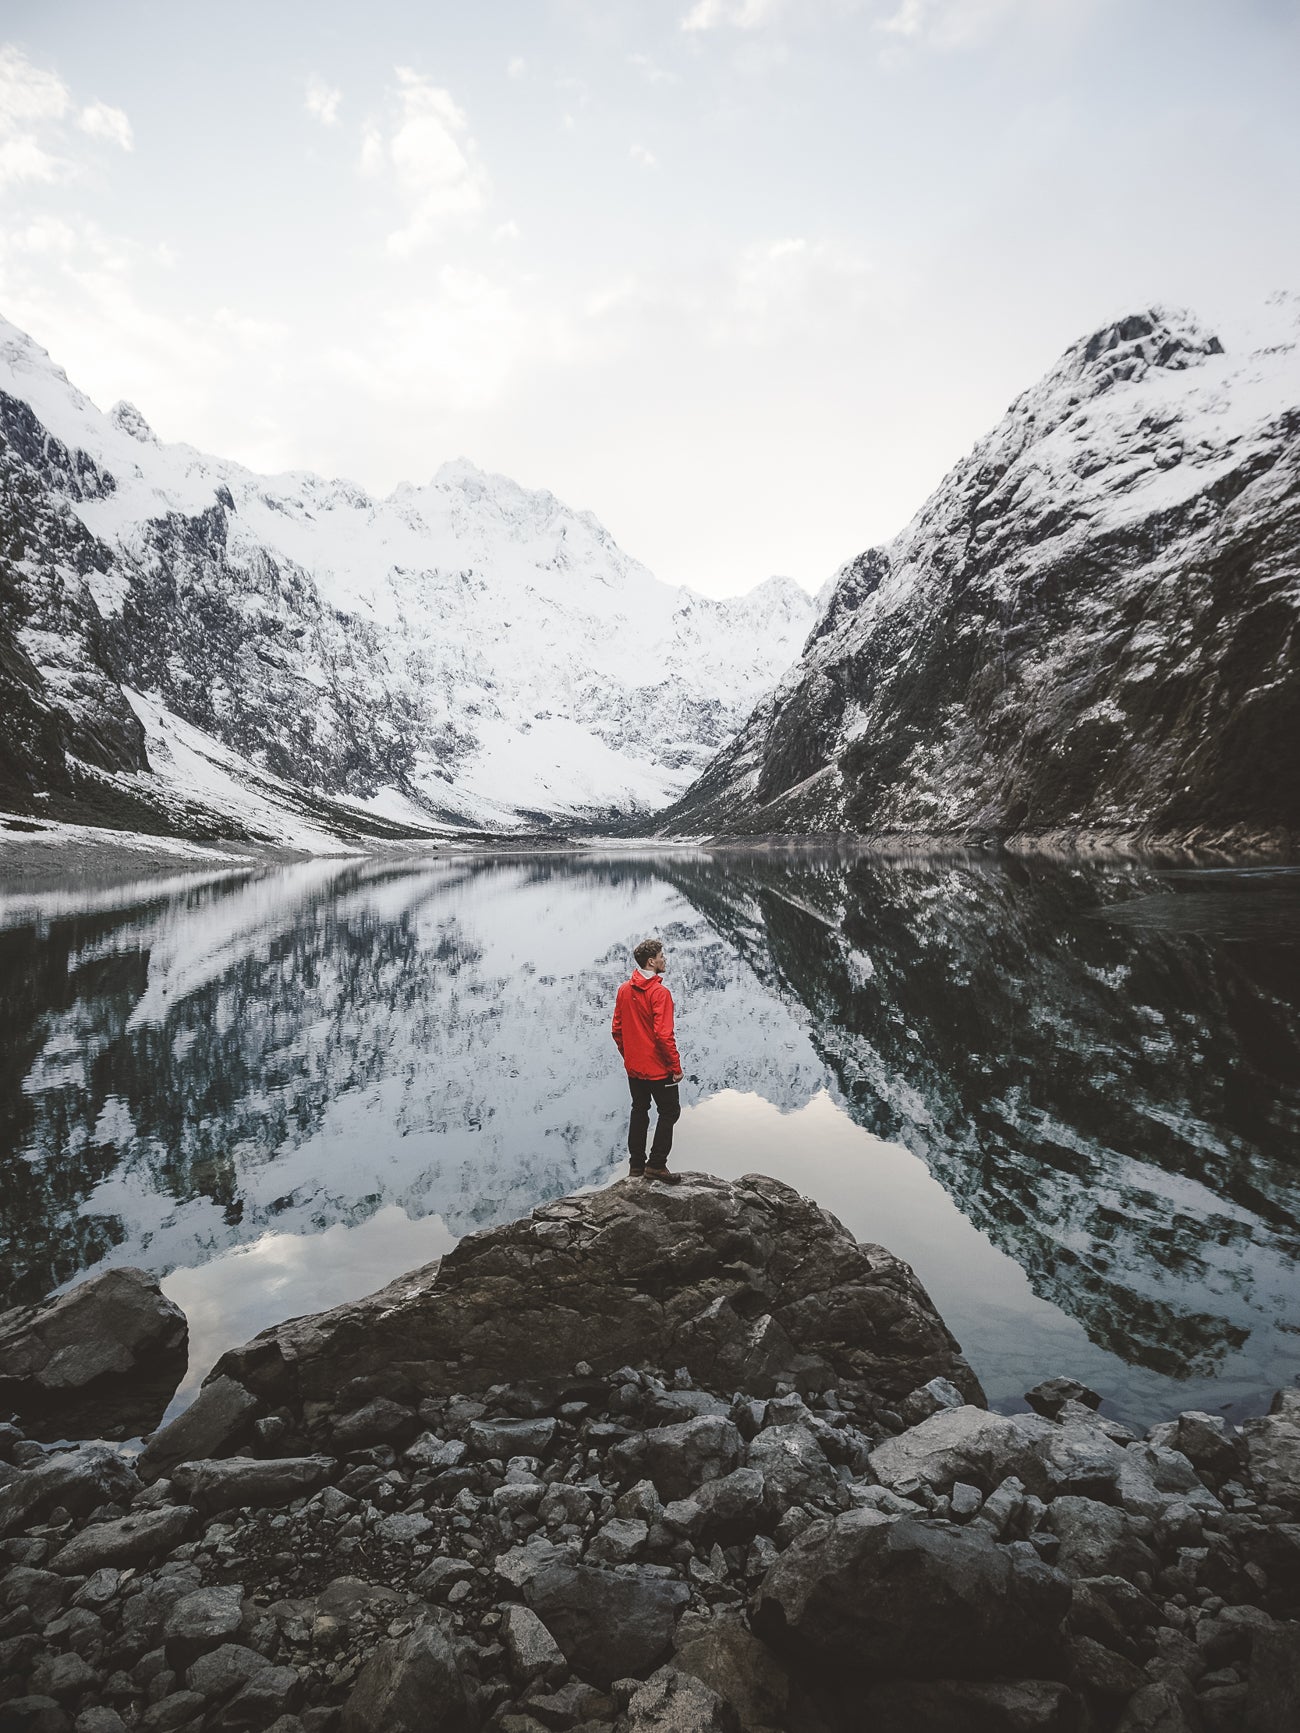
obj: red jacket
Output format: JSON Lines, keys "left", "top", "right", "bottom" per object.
{"left": 612, "top": 969, "right": 682, "bottom": 1079}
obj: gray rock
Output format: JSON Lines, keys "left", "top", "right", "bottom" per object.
{"left": 1024, "top": 1377, "right": 1103, "bottom": 1419}
{"left": 612, "top": 1417, "right": 743, "bottom": 1503}
{"left": 163, "top": 1585, "right": 244, "bottom": 1668}
{"left": 73, "top": 1711, "right": 128, "bottom": 1733}
{"left": 0, "top": 1268, "right": 187, "bottom": 1440}
{"left": 1113, "top": 1679, "right": 1200, "bottom": 1732}
{"left": 861, "top": 1678, "right": 1079, "bottom": 1730}
{"left": 868, "top": 1405, "right": 1051, "bottom": 1497}
{"left": 0, "top": 1565, "right": 71, "bottom": 1627}
{"left": 622, "top": 1666, "right": 735, "bottom": 1732}
{"left": 1065, "top": 1634, "right": 1147, "bottom": 1701}
{"left": 674, "top": 1612, "right": 794, "bottom": 1733}
{"left": 586, "top": 1516, "right": 648, "bottom": 1564}
{"left": 523, "top": 1561, "right": 690, "bottom": 1687}
{"left": 376, "top": 1509, "right": 435, "bottom": 1544}
{"left": 501, "top": 1603, "right": 568, "bottom": 1687}
{"left": 138, "top": 1378, "right": 258, "bottom": 1483}
{"left": 403, "top": 1433, "right": 466, "bottom": 1471}
{"left": 898, "top": 1376, "right": 967, "bottom": 1428}
{"left": 140, "top": 1692, "right": 206, "bottom": 1732}
{"left": 28, "top": 1651, "right": 100, "bottom": 1701}
{"left": 331, "top": 1397, "right": 417, "bottom": 1450}
{"left": 340, "top": 1613, "right": 473, "bottom": 1733}
{"left": 170, "top": 1455, "right": 334, "bottom": 1514}
{"left": 316, "top": 1577, "right": 404, "bottom": 1621}
{"left": 642, "top": 1389, "right": 733, "bottom": 1425}
{"left": 1244, "top": 1387, "right": 1300, "bottom": 1512}
{"left": 691, "top": 1467, "right": 765, "bottom": 1537}
{"left": 466, "top": 1417, "right": 558, "bottom": 1459}
{"left": 495, "top": 1538, "right": 576, "bottom": 1590}
{"left": 0, "top": 1700, "right": 72, "bottom": 1733}
{"left": 50, "top": 1506, "right": 196, "bottom": 1574}
{"left": 0, "top": 1444, "right": 140, "bottom": 1537}
{"left": 1145, "top": 1412, "right": 1244, "bottom": 1486}
{"left": 208, "top": 1175, "right": 980, "bottom": 1416}
{"left": 751, "top": 1510, "right": 1071, "bottom": 1678}
{"left": 950, "top": 1482, "right": 982, "bottom": 1519}
{"left": 185, "top": 1643, "right": 268, "bottom": 1700}
{"left": 746, "top": 1425, "right": 843, "bottom": 1521}
{"left": 1047, "top": 1496, "right": 1160, "bottom": 1580}
{"left": 1246, "top": 1620, "right": 1300, "bottom": 1733}
{"left": 209, "top": 1665, "right": 301, "bottom": 1731}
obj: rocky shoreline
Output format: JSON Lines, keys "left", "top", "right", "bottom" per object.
{"left": 1, "top": 1174, "right": 1297, "bottom": 1733}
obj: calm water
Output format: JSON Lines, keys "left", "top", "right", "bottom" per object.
{"left": 2, "top": 850, "right": 1298, "bottom": 1431}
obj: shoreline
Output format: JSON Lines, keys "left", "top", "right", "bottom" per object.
{"left": 3, "top": 812, "right": 1298, "bottom": 893}
{"left": 1, "top": 1173, "right": 1297, "bottom": 1732}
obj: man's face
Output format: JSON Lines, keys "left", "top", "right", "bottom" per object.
{"left": 650, "top": 948, "right": 666, "bottom": 973}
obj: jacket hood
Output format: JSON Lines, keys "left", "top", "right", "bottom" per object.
{"left": 628, "top": 970, "right": 661, "bottom": 993}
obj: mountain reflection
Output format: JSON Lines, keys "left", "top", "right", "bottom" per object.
{"left": 1, "top": 852, "right": 1297, "bottom": 1417}
{"left": 656, "top": 852, "right": 1300, "bottom": 1384}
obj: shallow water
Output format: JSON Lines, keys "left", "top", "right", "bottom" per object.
{"left": 2, "top": 850, "right": 1297, "bottom": 1431}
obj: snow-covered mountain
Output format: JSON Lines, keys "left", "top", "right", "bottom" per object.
{"left": 659, "top": 295, "right": 1300, "bottom": 852}
{"left": 0, "top": 317, "right": 814, "bottom": 841}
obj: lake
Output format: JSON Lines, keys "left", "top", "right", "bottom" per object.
{"left": 2, "top": 849, "right": 1298, "bottom": 1432}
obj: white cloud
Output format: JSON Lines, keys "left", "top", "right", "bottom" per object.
{"left": 0, "top": 45, "right": 69, "bottom": 126}
{"left": 78, "top": 101, "right": 133, "bottom": 150}
{"left": 630, "top": 143, "right": 656, "bottom": 167}
{"left": 628, "top": 52, "right": 677, "bottom": 85}
{"left": 0, "top": 45, "right": 71, "bottom": 186}
{"left": 875, "top": 0, "right": 1025, "bottom": 48}
{"left": 304, "top": 77, "right": 342, "bottom": 126}
{"left": 362, "top": 69, "right": 488, "bottom": 257}
{"left": 720, "top": 235, "right": 875, "bottom": 343}
{"left": 681, "top": 0, "right": 786, "bottom": 30}
{"left": 6, "top": 215, "right": 78, "bottom": 254}
{"left": 506, "top": 56, "right": 527, "bottom": 80}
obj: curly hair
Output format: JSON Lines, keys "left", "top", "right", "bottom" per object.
{"left": 633, "top": 938, "right": 664, "bottom": 968}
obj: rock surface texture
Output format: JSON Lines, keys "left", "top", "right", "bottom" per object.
{"left": 207, "top": 1172, "right": 983, "bottom": 1419}
{"left": 1, "top": 1174, "right": 1297, "bottom": 1733}
{"left": 0, "top": 1267, "right": 187, "bottom": 1441}
{"left": 658, "top": 294, "right": 1300, "bottom": 853}
{"left": 0, "top": 316, "right": 812, "bottom": 840}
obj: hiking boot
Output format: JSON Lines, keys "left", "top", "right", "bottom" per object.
{"left": 645, "top": 1166, "right": 682, "bottom": 1185}
{"left": 628, "top": 1160, "right": 647, "bottom": 1178}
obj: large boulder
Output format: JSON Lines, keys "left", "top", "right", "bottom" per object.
{"left": 611, "top": 1417, "right": 744, "bottom": 1502}
{"left": 206, "top": 1174, "right": 982, "bottom": 1423}
{"left": 50, "top": 1505, "right": 196, "bottom": 1573}
{"left": 340, "top": 1614, "right": 473, "bottom": 1733}
{"left": 1244, "top": 1388, "right": 1300, "bottom": 1512}
{"left": 751, "top": 1510, "right": 1071, "bottom": 1679}
{"left": 868, "top": 1406, "right": 1052, "bottom": 1497}
{"left": 522, "top": 1559, "right": 690, "bottom": 1686}
{"left": 171, "top": 1455, "right": 334, "bottom": 1514}
{"left": 138, "top": 1376, "right": 258, "bottom": 1482}
{"left": 0, "top": 1444, "right": 139, "bottom": 1537}
{"left": 0, "top": 1267, "right": 187, "bottom": 1440}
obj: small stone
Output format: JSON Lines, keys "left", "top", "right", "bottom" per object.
{"left": 501, "top": 1604, "right": 569, "bottom": 1687}
{"left": 1024, "top": 1377, "right": 1103, "bottom": 1419}
{"left": 163, "top": 1585, "right": 244, "bottom": 1668}
{"left": 28, "top": 1650, "right": 100, "bottom": 1701}
{"left": 950, "top": 1482, "right": 982, "bottom": 1519}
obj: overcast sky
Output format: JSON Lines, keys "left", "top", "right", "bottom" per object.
{"left": 2, "top": 1, "right": 1298, "bottom": 597}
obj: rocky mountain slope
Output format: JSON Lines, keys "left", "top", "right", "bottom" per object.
{"left": 0, "top": 317, "right": 813, "bottom": 842}
{"left": 658, "top": 294, "right": 1300, "bottom": 852}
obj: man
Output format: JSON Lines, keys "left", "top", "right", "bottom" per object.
{"left": 611, "top": 938, "right": 684, "bottom": 1183}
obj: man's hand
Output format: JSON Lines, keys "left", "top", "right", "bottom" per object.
{"left": 671, "top": 1072, "right": 683, "bottom": 1083}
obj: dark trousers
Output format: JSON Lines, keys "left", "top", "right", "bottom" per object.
{"left": 627, "top": 1075, "right": 681, "bottom": 1165}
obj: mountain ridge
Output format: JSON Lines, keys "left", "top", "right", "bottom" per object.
{"left": 657, "top": 294, "right": 1300, "bottom": 854}
{"left": 0, "top": 314, "right": 814, "bottom": 845}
